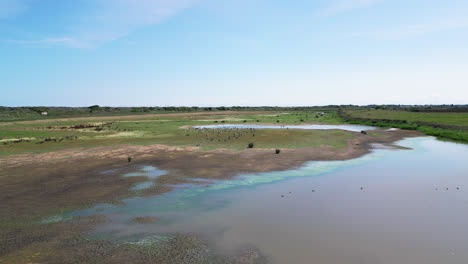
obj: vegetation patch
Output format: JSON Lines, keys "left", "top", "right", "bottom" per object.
{"left": 339, "top": 109, "right": 468, "bottom": 144}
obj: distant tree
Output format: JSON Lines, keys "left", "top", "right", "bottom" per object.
{"left": 248, "top": 142, "right": 254, "bottom": 148}
{"left": 29, "top": 107, "right": 48, "bottom": 114}
{"left": 88, "top": 105, "right": 101, "bottom": 111}
{"left": 275, "top": 149, "right": 281, "bottom": 154}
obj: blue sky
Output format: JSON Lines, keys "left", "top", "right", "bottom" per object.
{"left": 1, "top": 0, "right": 467, "bottom": 106}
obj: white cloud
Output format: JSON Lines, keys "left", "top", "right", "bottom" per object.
{"left": 6, "top": 37, "right": 91, "bottom": 48}
{"left": 9, "top": 0, "right": 199, "bottom": 48}
{"left": 0, "top": 0, "right": 28, "bottom": 19}
{"left": 319, "top": 0, "right": 383, "bottom": 16}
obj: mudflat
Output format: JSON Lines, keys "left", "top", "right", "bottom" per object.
{"left": 0, "top": 111, "right": 423, "bottom": 263}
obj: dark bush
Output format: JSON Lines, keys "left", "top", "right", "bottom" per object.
{"left": 275, "top": 149, "right": 280, "bottom": 154}
{"left": 128, "top": 156, "right": 132, "bottom": 162}
{"left": 248, "top": 142, "right": 254, "bottom": 148}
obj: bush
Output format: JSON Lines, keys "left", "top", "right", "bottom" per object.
{"left": 88, "top": 105, "right": 101, "bottom": 112}
{"left": 248, "top": 142, "right": 254, "bottom": 148}
{"left": 128, "top": 156, "right": 132, "bottom": 162}
{"left": 275, "top": 149, "right": 280, "bottom": 154}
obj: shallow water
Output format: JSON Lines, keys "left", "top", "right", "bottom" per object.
{"left": 195, "top": 123, "right": 376, "bottom": 132}
{"left": 73, "top": 137, "right": 468, "bottom": 263}
{"left": 121, "top": 166, "right": 166, "bottom": 191}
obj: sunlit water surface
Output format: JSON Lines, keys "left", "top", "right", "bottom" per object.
{"left": 195, "top": 123, "right": 376, "bottom": 132}
{"left": 72, "top": 137, "right": 468, "bottom": 264}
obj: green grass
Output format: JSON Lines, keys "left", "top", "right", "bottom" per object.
{"left": 349, "top": 110, "right": 468, "bottom": 126}
{"left": 0, "top": 111, "right": 351, "bottom": 156}
{"left": 342, "top": 110, "right": 468, "bottom": 143}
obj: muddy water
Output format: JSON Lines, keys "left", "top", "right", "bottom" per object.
{"left": 195, "top": 123, "right": 376, "bottom": 132}
{"left": 73, "top": 137, "right": 468, "bottom": 264}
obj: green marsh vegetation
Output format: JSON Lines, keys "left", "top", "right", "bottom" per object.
{"left": 2, "top": 105, "right": 467, "bottom": 157}
{"left": 340, "top": 109, "right": 468, "bottom": 143}
{"left": 0, "top": 110, "right": 351, "bottom": 156}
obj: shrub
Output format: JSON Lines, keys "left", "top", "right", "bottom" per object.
{"left": 88, "top": 105, "right": 101, "bottom": 112}
{"left": 275, "top": 149, "right": 280, "bottom": 154}
{"left": 361, "top": 130, "right": 367, "bottom": 134}
{"left": 243, "top": 120, "right": 247, "bottom": 123}
{"left": 128, "top": 156, "right": 132, "bottom": 162}
{"left": 248, "top": 142, "right": 254, "bottom": 148}
{"left": 276, "top": 120, "right": 279, "bottom": 123}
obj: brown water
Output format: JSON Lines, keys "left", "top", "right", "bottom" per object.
{"left": 73, "top": 137, "right": 468, "bottom": 263}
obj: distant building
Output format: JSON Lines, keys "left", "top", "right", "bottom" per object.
{"left": 41, "top": 112, "right": 48, "bottom": 116}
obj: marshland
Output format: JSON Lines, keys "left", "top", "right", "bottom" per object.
{"left": 2, "top": 106, "right": 468, "bottom": 263}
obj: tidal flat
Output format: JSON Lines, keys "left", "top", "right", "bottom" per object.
{"left": 2, "top": 110, "right": 465, "bottom": 263}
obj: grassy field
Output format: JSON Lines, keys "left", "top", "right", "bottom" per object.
{"left": 341, "top": 109, "right": 468, "bottom": 143}
{"left": 3, "top": 108, "right": 467, "bottom": 157}
{"left": 349, "top": 110, "right": 468, "bottom": 126}
{"left": 0, "top": 111, "right": 350, "bottom": 156}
